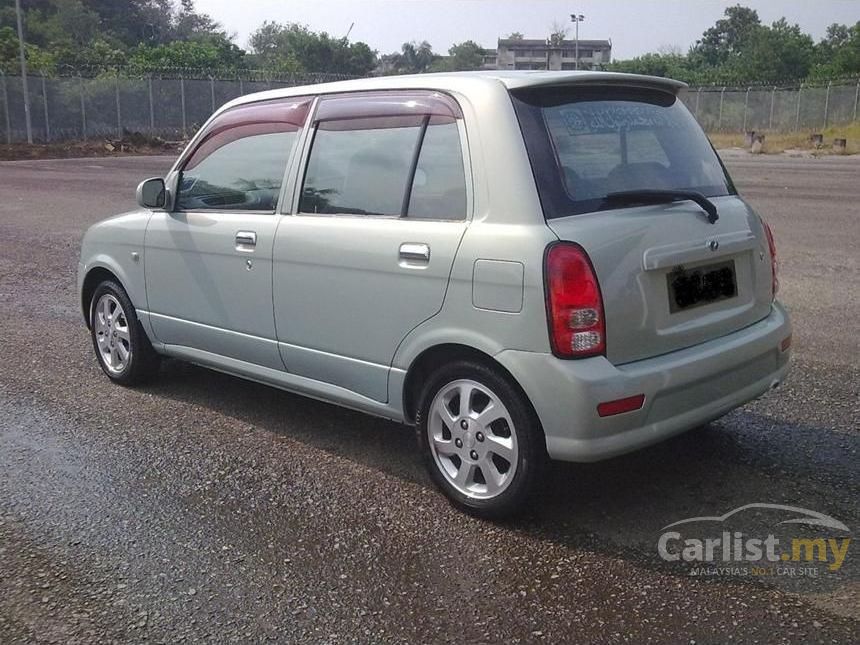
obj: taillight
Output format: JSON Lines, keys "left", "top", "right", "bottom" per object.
{"left": 544, "top": 242, "right": 606, "bottom": 358}
{"left": 761, "top": 218, "right": 779, "bottom": 298}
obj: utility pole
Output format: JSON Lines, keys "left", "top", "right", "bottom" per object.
{"left": 570, "top": 14, "right": 585, "bottom": 70}
{"left": 14, "top": 0, "right": 33, "bottom": 143}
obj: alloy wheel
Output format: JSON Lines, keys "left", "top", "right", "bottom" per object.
{"left": 427, "top": 379, "right": 519, "bottom": 499}
{"left": 93, "top": 293, "right": 132, "bottom": 375}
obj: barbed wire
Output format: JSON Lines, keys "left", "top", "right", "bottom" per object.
{"left": 687, "top": 76, "right": 860, "bottom": 92}
{"left": 0, "top": 64, "right": 359, "bottom": 83}
{"left": 1, "top": 63, "right": 858, "bottom": 93}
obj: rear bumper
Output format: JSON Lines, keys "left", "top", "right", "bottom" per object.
{"left": 495, "top": 302, "right": 791, "bottom": 462}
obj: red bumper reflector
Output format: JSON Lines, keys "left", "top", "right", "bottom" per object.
{"left": 780, "top": 335, "right": 792, "bottom": 352}
{"left": 597, "top": 394, "right": 645, "bottom": 417}
{"left": 597, "top": 394, "right": 646, "bottom": 417}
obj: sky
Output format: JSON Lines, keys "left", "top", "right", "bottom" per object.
{"left": 194, "top": 0, "right": 860, "bottom": 60}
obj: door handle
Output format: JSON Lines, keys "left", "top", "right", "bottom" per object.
{"left": 235, "top": 231, "right": 257, "bottom": 251}
{"left": 399, "top": 242, "right": 430, "bottom": 262}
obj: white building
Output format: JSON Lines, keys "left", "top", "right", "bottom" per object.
{"left": 482, "top": 37, "right": 612, "bottom": 71}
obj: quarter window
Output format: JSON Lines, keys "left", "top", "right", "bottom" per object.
{"left": 176, "top": 98, "right": 310, "bottom": 212}
{"left": 408, "top": 122, "right": 467, "bottom": 219}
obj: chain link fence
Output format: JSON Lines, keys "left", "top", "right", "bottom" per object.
{"left": 0, "top": 70, "right": 354, "bottom": 144}
{"left": 681, "top": 78, "right": 860, "bottom": 133}
{"left": 1, "top": 71, "right": 859, "bottom": 143}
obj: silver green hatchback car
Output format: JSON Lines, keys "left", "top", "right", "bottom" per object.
{"left": 78, "top": 71, "right": 791, "bottom": 517}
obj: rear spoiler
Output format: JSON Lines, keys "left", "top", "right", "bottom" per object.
{"left": 499, "top": 71, "right": 687, "bottom": 95}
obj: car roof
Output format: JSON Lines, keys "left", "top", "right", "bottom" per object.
{"left": 219, "top": 70, "right": 687, "bottom": 112}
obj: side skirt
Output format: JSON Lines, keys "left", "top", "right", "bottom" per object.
{"left": 158, "top": 343, "right": 406, "bottom": 424}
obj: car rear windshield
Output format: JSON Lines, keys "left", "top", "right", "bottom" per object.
{"left": 510, "top": 85, "right": 735, "bottom": 219}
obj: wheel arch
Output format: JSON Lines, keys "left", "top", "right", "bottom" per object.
{"left": 81, "top": 264, "right": 131, "bottom": 328}
{"left": 401, "top": 342, "right": 539, "bottom": 430}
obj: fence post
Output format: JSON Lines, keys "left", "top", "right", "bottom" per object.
{"left": 79, "top": 74, "right": 87, "bottom": 141}
{"left": 823, "top": 80, "right": 832, "bottom": 130}
{"left": 794, "top": 82, "right": 803, "bottom": 132}
{"left": 180, "top": 75, "right": 187, "bottom": 139}
{"left": 854, "top": 78, "right": 860, "bottom": 122}
{"left": 115, "top": 74, "right": 123, "bottom": 138}
{"left": 768, "top": 86, "right": 776, "bottom": 131}
{"left": 694, "top": 87, "right": 701, "bottom": 120}
{"left": 1, "top": 71, "right": 10, "bottom": 144}
{"left": 718, "top": 86, "right": 725, "bottom": 130}
{"left": 15, "top": 0, "right": 33, "bottom": 144}
{"left": 742, "top": 87, "right": 750, "bottom": 132}
{"left": 209, "top": 75, "right": 216, "bottom": 113}
{"left": 238, "top": 76, "right": 244, "bottom": 96}
{"left": 148, "top": 75, "right": 155, "bottom": 134}
{"left": 41, "top": 73, "right": 50, "bottom": 142}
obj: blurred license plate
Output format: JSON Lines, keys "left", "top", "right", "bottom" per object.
{"left": 668, "top": 260, "right": 737, "bottom": 312}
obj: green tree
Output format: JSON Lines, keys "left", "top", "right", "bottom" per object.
{"left": 388, "top": 40, "right": 436, "bottom": 74}
{"left": 172, "top": 0, "right": 223, "bottom": 42}
{"left": 832, "top": 22, "right": 860, "bottom": 75}
{"left": 691, "top": 4, "right": 762, "bottom": 67}
{"left": 0, "top": 25, "right": 56, "bottom": 73}
{"left": 249, "top": 21, "right": 376, "bottom": 75}
{"left": 821, "top": 23, "right": 851, "bottom": 51}
{"left": 83, "top": 0, "right": 170, "bottom": 46}
{"left": 610, "top": 4, "right": 855, "bottom": 84}
{"left": 23, "top": 0, "right": 101, "bottom": 49}
{"left": 608, "top": 52, "right": 697, "bottom": 82}
{"left": 812, "top": 21, "right": 860, "bottom": 78}
{"left": 549, "top": 21, "right": 568, "bottom": 46}
{"left": 60, "top": 38, "right": 128, "bottom": 69}
{"left": 0, "top": 0, "right": 233, "bottom": 72}
{"left": 128, "top": 35, "right": 246, "bottom": 72}
{"left": 0, "top": 25, "right": 19, "bottom": 69}
{"left": 729, "top": 18, "right": 814, "bottom": 81}
{"left": 448, "top": 40, "right": 485, "bottom": 70}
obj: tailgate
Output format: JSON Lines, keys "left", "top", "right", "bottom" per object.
{"left": 547, "top": 196, "right": 773, "bottom": 364}
{"left": 510, "top": 82, "right": 775, "bottom": 364}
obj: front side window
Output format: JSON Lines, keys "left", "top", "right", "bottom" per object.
{"left": 300, "top": 104, "right": 467, "bottom": 220}
{"left": 511, "top": 86, "right": 734, "bottom": 218}
{"left": 176, "top": 98, "right": 310, "bottom": 212}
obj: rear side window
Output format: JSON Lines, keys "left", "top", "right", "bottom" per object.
{"left": 177, "top": 98, "right": 310, "bottom": 212}
{"left": 511, "top": 86, "right": 734, "bottom": 218}
{"left": 301, "top": 116, "right": 420, "bottom": 216}
{"left": 299, "top": 93, "right": 467, "bottom": 219}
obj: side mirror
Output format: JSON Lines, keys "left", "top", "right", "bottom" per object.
{"left": 136, "top": 177, "right": 166, "bottom": 209}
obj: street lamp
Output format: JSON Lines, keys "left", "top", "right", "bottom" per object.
{"left": 570, "top": 13, "right": 585, "bottom": 71}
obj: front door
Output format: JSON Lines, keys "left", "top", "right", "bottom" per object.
{"left": 145, "top": 97, "right": 311, "bottom": 370}
{"left": 273, "top": 91, "right": 471, "bottom": 402}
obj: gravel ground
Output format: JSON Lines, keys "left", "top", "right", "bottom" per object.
{"left": 0, "top": 154, "right": 857, "bottom": 643}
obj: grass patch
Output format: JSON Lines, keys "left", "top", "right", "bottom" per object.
{"left": 708, "top": 122, "right": 860, "bottom": 155}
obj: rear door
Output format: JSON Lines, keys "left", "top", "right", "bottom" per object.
{"left": 272, "top": 91, "right": 470, "bottom": 401}
{"left": 512, "top": 85, "right": 774, "bottom": 364}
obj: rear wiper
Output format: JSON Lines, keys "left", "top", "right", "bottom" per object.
{"left": 603, "top": 190, "right": 719, "bottom": 224}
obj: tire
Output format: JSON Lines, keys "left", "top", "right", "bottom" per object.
{"left": 416, "top": 360, "right": 546, "bottom": 519}
{"left": 89, "top": 280, "right": 160, "bottom": 385}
